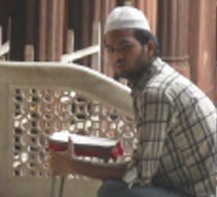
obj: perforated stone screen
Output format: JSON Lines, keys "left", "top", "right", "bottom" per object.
{"left": 11, "top": 86, "right": 137, "bottom": 178}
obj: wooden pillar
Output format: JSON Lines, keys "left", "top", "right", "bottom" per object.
{"left": 188, "top": 0, "right": 216, "bottom": 103}
{"left": 101, "top": 0, "right": 117, "bottom": 78}
{"left": 62, "top": 0, "right": 68, "bottom": 54}
{"left": 37, "top": 0, "right": 65, "bottom": 61}
{"left": 47, "top": 0, "right": 57, "bottom": 61}
{"left": 133, "top": 0, "right": 158, "bottom": 35}
{"left": 55, "top": 0, "right": 65, "bottom": 61}
{"left": 91, "top": 0, "right": 101, "bottom": 71}
{"left": 81, "top": 0, "right": 92, "bottom": 50}
{"left": 157, "top": 0, "right": 190, "bottom": 78}
{"left": 80, "top": 0, "right": 94, "bottom": 67}
{"left": 47, "top": 0, "right": 64, "bottom": 61}
{"left": 37, "top": 0, "right": 48, "bottom": 61}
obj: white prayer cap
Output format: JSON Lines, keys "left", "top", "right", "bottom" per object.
{"left": 104, "top": 6, "right": 151, "bottom": 34}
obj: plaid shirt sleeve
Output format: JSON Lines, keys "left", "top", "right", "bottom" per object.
{"left": 138, "top": 87, "right": 173, "bottom": 183}
{"left": 123, "top": 86, "right": 173, "bottom": 185}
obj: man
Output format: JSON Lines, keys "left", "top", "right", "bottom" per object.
{"left": 50, "top": 6, "right": 216, "bottom": 197}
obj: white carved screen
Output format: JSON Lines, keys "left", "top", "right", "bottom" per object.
{"left": 12, "top": 87, "right": 136, "bottom": 178}
{"left": 0, "top": 62, "right": 136, "bottom": 197}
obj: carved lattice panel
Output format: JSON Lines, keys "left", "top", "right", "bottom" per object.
{"left": 11, "top": 87, "right": 137, "bottom": 178}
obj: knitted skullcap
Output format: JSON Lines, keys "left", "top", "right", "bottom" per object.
{"left": 104, "top": 6, "right": 151, "bottom": 34}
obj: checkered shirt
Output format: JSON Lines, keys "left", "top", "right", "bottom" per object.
{"left": 123, "top": 58, "right": 217, "bottom": 197}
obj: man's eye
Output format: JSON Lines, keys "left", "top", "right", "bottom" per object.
{"left": 107, "top": 47, "right": 114, "bottom": 53}
{"left": 121, "top": 45, "right": 131, "bottom": 51}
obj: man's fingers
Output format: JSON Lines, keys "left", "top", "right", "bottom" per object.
{"left": 49, "top": 142, "right": 73, "bottom": 177}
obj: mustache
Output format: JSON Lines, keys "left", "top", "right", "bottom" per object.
{"left": 102, "top": 56, "right": 124, "bottom": 66}
{"left": 115, "top": 59, "right": 125, "bottom": 65}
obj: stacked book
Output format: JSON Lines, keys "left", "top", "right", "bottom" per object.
{"left": 48, "top": 131, "right": 124, "bottom": 160}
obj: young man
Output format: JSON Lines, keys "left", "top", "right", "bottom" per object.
{"left": 50, "top": 6, "right": 216, "bottom": 197}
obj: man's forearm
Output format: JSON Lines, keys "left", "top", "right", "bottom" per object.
{"left": 70, "top": 158, "right": 128, "bottom": 180}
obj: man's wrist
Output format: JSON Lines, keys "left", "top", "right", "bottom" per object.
{"left": 69, "top": 156, "right": 80, "bottom": 173}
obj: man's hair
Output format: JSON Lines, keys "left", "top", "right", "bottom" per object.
{"left": 133, "top": 29, "right": 160, "bottom": 57}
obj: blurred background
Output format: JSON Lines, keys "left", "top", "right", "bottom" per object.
{"left": 0, "top": 0, "right": 216, "bottom": 105}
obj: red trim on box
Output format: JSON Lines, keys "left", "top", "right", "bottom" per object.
{"left": 48, "top": 141, "right": 124, "bottom": 160}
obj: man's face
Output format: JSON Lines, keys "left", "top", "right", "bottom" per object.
{"left": 105, "top": 29, "right": 148, "bottom": 80}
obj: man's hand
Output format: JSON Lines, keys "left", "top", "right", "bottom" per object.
{"left": 49, "top": 137, "right": 77, "bottom": 176}
{"left": 49, "top": 137, "right": 127, "bottom": 180}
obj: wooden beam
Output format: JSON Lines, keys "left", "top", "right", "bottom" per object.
{"left": 61, "top": 45, "right": 99, "bottom": 63}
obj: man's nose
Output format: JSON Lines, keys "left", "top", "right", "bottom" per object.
{"left": 114, "top": 48, "right": 123, "bottom": 60}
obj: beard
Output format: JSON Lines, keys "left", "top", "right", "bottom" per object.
{"left": 116, "top": 54, "right": 150, "bottom": 81}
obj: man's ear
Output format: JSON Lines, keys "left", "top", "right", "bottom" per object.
{"left": 145, "top": 41, "right": 155, "bottom": 59}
